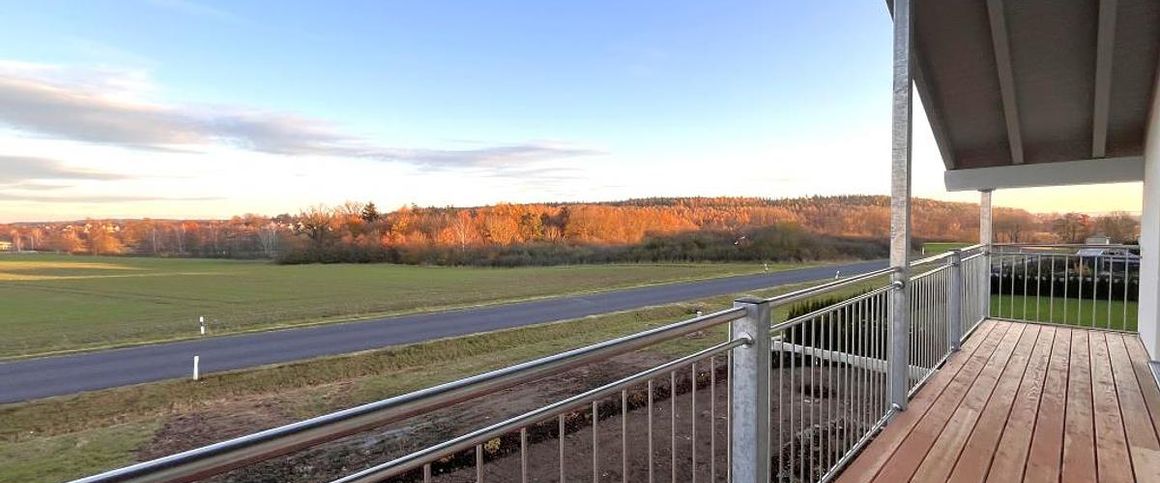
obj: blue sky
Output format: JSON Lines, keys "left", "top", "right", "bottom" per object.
{"left": 0, "top": 0, "right": 1142, "bottom": 221}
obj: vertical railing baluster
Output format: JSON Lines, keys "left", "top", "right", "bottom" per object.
{"left": 647, "top": 379, "right": 654, "bottom": 483}
{"left": 476, "top": 444, "right": 483, "bottom": 483}
{"left": 725, "top": 350, "right": 731, "bottom": 483}
{"left": 670, "top": 371, "right": 675, "bottom": 483}
{"left": 1071, "top": 254, "right": 1081, "bottom": 327}
{"left": 1107, "top": 256, "right": 1113, "bottom": 329}
{"left": 710, "top": 355, "right": 717, "bottom": 483}
{"left": 560, "top": 414, "right": 567, "bottom": 483}
{"left": 1050, "top": 254, "right": 1057, "bottom": 323}
{"left": 1064, "top": 258, "right": 1070, "bottom": 325}
{"left": 1123, "top": 257, "right": 1130, "bottom": 330}
{"left": 691, "top": 362, "right": 697, "bottom": 483}
{"left": 622, "top": 389, "right": 628, "bottom": 483}
{"left": 1092, "top": 257, "right": 1099, "bottom": 327}
{"left": 593, "top": 401, "right": 599, "bottom": 483}
{"left": 997, "top": 253, "right": 1004, "bottom": 317}
{"left": 1036, "top": 254, "right": 1043, "bottom": 322}
{"left": 521, "top": 427, "right": 529, "bottom": 483}
{"left": 1022, "top": 256, "right": 1029, "bottom": 320}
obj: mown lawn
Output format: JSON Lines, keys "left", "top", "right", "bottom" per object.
{"left": 990, "top": 294, "right": 1139, "bottom": 331}
{"left": 921, "top": 242, "right": 973, "bottom": 256}
{"left": 0, "top": 254, "right": 807, "bottom": 358}
{"left": 0, "top": 276, "right": 885, "bottom": 482}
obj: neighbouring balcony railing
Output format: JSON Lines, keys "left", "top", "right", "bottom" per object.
{"left": 78, "top": 243, "right": 1024, "bottom": 483}
{"left": 991, "top": 243, "right": 1141, "bottom": 332}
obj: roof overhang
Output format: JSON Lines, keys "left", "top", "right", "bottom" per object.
{"left": 888, "top": 0, "right": 1160, "bottom": 191}
{"left": 944, "top": 155, "right": 1143, "bottom": 191}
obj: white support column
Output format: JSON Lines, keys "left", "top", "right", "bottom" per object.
{"left": 887, "top": 0, "right": 914, "bottom": 413}
{"left": 1139, "top": 83, "right": 1160, "bottom": 361}
{"left": 980, "top": 190, "right": 993, "bottom": 319}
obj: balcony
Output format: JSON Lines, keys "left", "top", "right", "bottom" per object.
{"left": 72, "top": 0, "right": 1160, "bottom": 481}
{"left": 73, "top": 243, "right": 1159, "bottom": 482}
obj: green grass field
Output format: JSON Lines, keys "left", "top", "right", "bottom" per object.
{"left": 990, "top": 294, "right": 1139, "bottom": 331}
{"left": 0, "top": 255, "right": 808, "bottom": 358}
{"left": 921, "top": 242, "right": 973, "bottom": 256}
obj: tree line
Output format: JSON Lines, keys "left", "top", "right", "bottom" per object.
{"left": 0, "top": 196, "right": 1140, "bottom": 266}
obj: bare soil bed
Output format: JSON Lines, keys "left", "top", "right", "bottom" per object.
{"left": 140, "top": 351, "right": 881, "bottom": 482}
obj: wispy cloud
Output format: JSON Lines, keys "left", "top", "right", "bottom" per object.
{"left": 0, "top": 155, "right": 128, "bottom": 183}
{"left": 0, "top": 192, "right": 222, "bottom": 203}
{"left": 0, "top": 62, "right": 605, "bottom": 168}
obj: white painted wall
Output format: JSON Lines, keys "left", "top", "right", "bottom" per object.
{"left": 1139, "top": 83, "right": 1160, "bottom": 360}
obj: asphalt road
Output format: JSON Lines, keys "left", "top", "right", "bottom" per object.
{"left": 0, "top": 260, "right": 886, "bottom": 403}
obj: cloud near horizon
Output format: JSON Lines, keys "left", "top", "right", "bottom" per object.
{"left": 0, "top": 155, "right": 129, "bottom": 184}
{"left": 0, "top": 61, "right": 604, "bottom": 169}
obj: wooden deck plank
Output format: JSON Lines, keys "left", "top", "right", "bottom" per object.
{"left": 921, "top": 325, "right": 1042, "bottom": 483}
{"left": 1107, "top": 333, "right": 1160, "bottom": 481}
{"left": 870, "top": 323, "right": 1027, "bottom": 483}
{"left": 951, "top": 325, "right": 1054, "bottom": 483}
{"left": 1122, "top": 336, "right": 1160, "bottom": 445}
{"left": 1022, "top": 326, "right": 1072, "bottom": 483}
{"left": 835, "top": 320, "right": 1006, "bottom": 483}
{"left": 1088, "top": 331, "right": 1134, "bottom": 483}
{"left": 1061, "top": 330, "right": 1096, "bottom": 483}
{"left": 980, "top": 325, "right": 1056, "bottom": 483}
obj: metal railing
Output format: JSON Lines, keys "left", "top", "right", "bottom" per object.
{"left": 79, "top": 247, "right": 1004, "bottom": 483}
{"left": 75, "top": 307, "right": 752, "bottom": 482}
{"left": 769, "top": 282, "right": 893, "bottom": 482}
{"left": 990, "top": 244, "right": 1141, "bottom": 332}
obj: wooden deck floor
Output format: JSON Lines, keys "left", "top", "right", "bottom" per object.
{"left": 837, "top": 319, "right": 1160, "bottom": 483}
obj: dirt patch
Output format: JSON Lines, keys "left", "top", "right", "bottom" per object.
{"left": 139, "top": 351, "right": 881, "bottom": 482}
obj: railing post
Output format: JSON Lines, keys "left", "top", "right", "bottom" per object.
{"left": 731, "top": 297, "right": 770, "bottom": 483}
{"left": 980, "top": 190, "right": 993, "bottom": 320}
{"left": 888, "top": 273, "right": 909, "bottom": 413}
{"left": 947, "top": 249, "right": 963, "bottom": 351}
{"left": 887, "top": 0, "right": 914, "bottom": 415}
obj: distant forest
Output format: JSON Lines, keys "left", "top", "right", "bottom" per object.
{"left": 1, "top": 196, "right": 1140, "bottom": 266}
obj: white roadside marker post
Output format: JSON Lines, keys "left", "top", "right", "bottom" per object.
{"left": 199, "top": 316, "right": 206, "bottom": 336}
{"left": 193, "top": 355, "right": 200, "bottom": 380}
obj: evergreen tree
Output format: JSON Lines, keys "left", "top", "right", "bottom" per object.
{"left": 361, "top": 202, "right": 380, "bottom": 223}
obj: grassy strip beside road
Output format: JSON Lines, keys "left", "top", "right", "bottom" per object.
{"left": 0, "top": 275, "right": 886, "bottom": 482}
{"left": 0, "top": 255, "right": 812, "bottom": 358}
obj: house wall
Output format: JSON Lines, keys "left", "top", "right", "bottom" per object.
{"left": 1140, "top": 81, "right": 1160, "bottom": 360}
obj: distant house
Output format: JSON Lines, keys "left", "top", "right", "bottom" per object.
{"left": 1076, "top": 246, "right": 1141, "bottom": 272}
{"left": 0, "top": 240, "right": 11, "bottom": 251}
{"left": 1085, "top": 234, "right": 1111, "bottom": 245}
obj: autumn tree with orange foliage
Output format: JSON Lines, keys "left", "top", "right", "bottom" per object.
{"left": 8, "top": 195, "right": 1139, "bottom": 265}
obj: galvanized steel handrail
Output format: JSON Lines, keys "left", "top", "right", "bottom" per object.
{"left": 332, "top": 337, "right": 751, "bottom": 482}
{"left": 909, "top": 243, "right": 984, "bottom": 266}
{"left": 993, "top": 243, "right": 1140, "bottom": 249}
{"left": 772, "top": 283, "right": 894, "bottom": 332}
{"left": 911, "top": 262, "right": 954, "bottom": 282}
{"left": 75, "top": 306, "right": 748, "bottom": 483}
{"left": 765, "top": 266, "right": 897, "bottom": 306}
